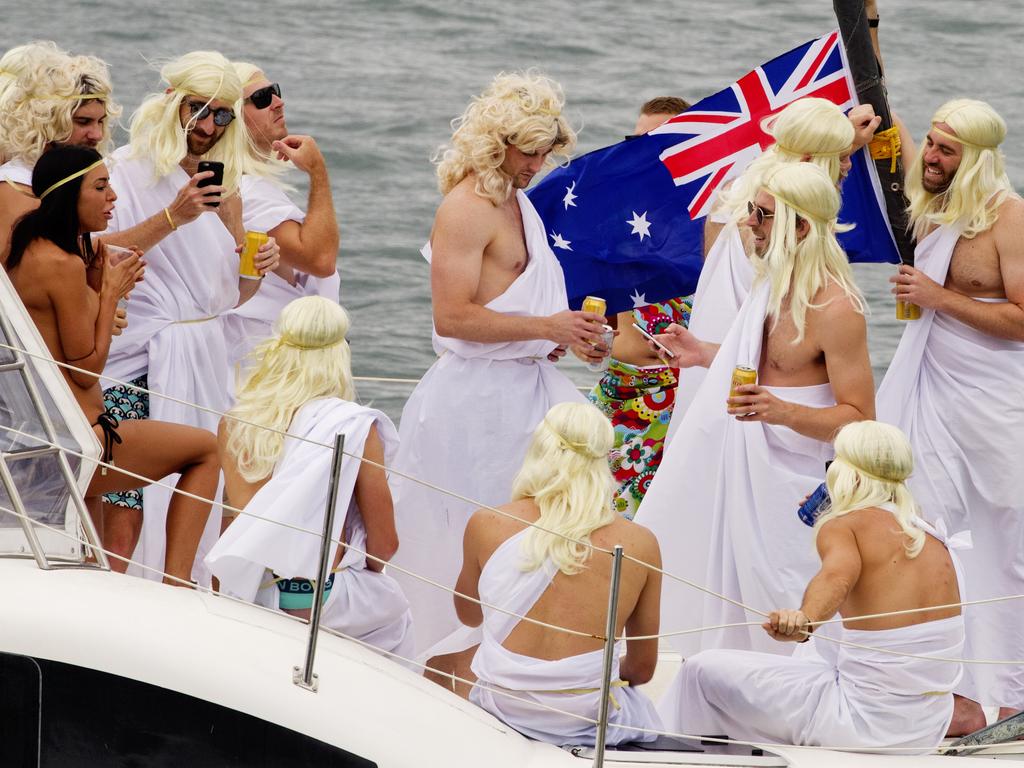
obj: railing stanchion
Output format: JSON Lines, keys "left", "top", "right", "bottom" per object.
{"left": 293, "top": 432, "right": 345, "bottom": 692}
{"left": 593, "top": 544, "right": 623, "bottom": 768}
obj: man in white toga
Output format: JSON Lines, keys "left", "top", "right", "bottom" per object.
{"left": 639, "top": 162, "right": 874, "bottom": 656}
{"left": 389, "top": 71, "right": 605, "bottom": 670}
{"left": 879, "top": 98, "right": 1024, "bottom": 734}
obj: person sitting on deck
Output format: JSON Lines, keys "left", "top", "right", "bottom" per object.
{"left": 206, "top": 296, "right": 413, "bottom": 660}
{"left": 660, "top": 420, "right": 965, "bottom": 755}
{"left": 453, "top": 401, "right": 663, "bottom": 747}
{"left": 5, "top": 145, "right": 219, "bottom": 585}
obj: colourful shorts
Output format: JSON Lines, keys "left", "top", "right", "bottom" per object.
{"left": 100, "top": 375, "right": 149, "bottom": 510}
{"left": 276, "top": 573, "right": 336, "bottom": 611}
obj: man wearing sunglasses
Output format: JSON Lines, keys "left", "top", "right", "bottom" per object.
{"left": 221, "top": 61, "right": 340, "bottom": 371}
{"left": 99, "top": 51, "right": 281, "bottom": 588}
{"left": 637, "top": 162, "right": 874, "bottom": 659}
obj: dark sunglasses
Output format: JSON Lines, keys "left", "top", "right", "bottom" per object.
{"left": 747, "top": 201, "right": 775, "bottom": 226}
{"left": 187, "top": 100, "right": 235, "bottom": 127}
{"left": 246, "top": 83, "right": 281, "bottom": 110}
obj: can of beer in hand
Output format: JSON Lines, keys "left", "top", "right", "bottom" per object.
{"left": 895, "top": 300, "right": 922, "bottom": 321}
{"left": 729, "top": 365, "right": 758, "bottom": 399}
{"left": 240, "top": 230, "right": 269, "bottom": 279}
{"left": 586, "top": 324, "right": 616, "bottom": 373}
{"left": 582, "top": 295, "right": 607, "bottom": 317}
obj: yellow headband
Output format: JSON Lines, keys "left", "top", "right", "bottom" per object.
{"left": 834, "top": 455, "right": 904, "bottom": 484}
{"left": 931, "top": 123, "right": 996, "bottom": 151}
{"left": 543, "top": 418, "right": 602, "bottom": 459}
{"left": 56, "top": 92, "right": 109, "bottom": 101}
{"left": 244, "top": 74, "right": 267, "bottom": 87}
{"left": 765, "top": 189, "right": 823, "bottom": 224}
{"left": 38, "top": 157, "right": 105, "bottom": 201}
{"left": 279, "top": 336, "right": 345, "bottom": 351}
{"left": 773, "top": 142, "right": 845, "bottom": 158}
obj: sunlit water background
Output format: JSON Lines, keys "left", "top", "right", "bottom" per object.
{"left": 5, "top": 1, "right": 1022, "bottom": 422}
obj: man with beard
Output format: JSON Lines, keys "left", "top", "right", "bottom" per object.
{"left": 221, "top": 62, "right": 340, "bottom": 373}
{"left": 99, "top": 51, "right": 280, "bottom": 585}
{"left": 878, "top": 98, "right": 1024, "bottom": 734}
{"left": 0, "top": 41, "right": 122, "bottom": 260}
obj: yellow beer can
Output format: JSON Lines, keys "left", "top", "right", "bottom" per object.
{"left": 895, "top": 300, "right": 922, "bottom": 321}
{"left": 729, "top": 365, "right": 758, "bottom": 399}
{"left": 582, "top": 295, "right": 607, "bottom": 317}
{"left": 240, "top": 231, "right": 269, "bottom": 279}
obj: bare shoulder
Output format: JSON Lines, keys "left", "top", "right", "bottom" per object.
{"left": 597, "top": 516, "right": 662, "bottom": 565}
{"left": 468, "top": 499, "right": 534, "bottom": 538}
{"left": 436, "top": 177, "right": 500, "bottom": 223}
{"left": 993, "top": 194, "right": 1024, "bottom": 241}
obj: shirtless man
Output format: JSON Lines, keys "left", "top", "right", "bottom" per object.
{"left": 637, "top": 162, "right": 874, "bottom": 655}
{"left": 877, "top": 98, "right": 1024, "bottom": 732}
{"left": 455, "top": 402, "right": 662, "bottom": 745}
{"left": 389, "top": 72, "right": 603, "bottom": 660}
{"left": 661, "top": 420, "right": 965, "bottom": 754}
{"left": 0, "top": 42, "right": 121, "bottom": 261}
{"left": 6, "top": 145, "right": 219, "bottom": 584}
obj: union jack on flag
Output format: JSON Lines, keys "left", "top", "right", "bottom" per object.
{"left": 656, "top": 30, "right": 854, "bottom": 219}
{"left": 529, "top": 31, "right": 899, "bottom": 316}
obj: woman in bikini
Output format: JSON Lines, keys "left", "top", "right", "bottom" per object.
{"left": 6, "top": 144, "right": 219, "bottom": 585}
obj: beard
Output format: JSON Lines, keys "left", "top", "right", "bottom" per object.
{"left": 922, "top": 164, "right": 954, "bottom": 194}
{"left": 187, "top": 130, "right": 220, "bottom": 157}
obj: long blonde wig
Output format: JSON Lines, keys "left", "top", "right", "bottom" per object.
{"left": 752, "top": 162, "right": 863, "bottom": 344}
{"left": 225, "top": 296, "right": 355, "bottom": 483}
{"left": 435, "top": 70, "right": 576, "bottom": 205}
{"left": 128, "top": 51, "right": 249, "bottom": 192}
{"left": 906, "top": 99, "right": 1014, "bottom": 241}
{"left": 511, "top": 402, "right": 616, "bottom": 575}
{"left": 718, "top": 98, "right": 854, "bottom": 225}
{"left": 0, "top": 41, "right": 121, "bottom": 163}
{"left": 230, "top": 60, "right": 286, "bottom": 179}
{"left": 815, "top": 420, "right": 925, "bottom": 558}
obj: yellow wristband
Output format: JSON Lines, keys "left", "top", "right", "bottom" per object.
{"left": 164, "top": 207, "right": 178, "bottom": 231}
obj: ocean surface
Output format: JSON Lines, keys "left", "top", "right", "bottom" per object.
{"left": 4, "top": 1, "right": 1023, "bottom": 421}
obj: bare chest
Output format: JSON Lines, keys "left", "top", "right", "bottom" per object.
{"left": 947, "top": 231, "right": 1004, "bottom": 297}
{"left": 758, "top": 312, "right": 827, "bottom": 386}
{"left": 475, "top": 202, "right": 530, "bottom": 304}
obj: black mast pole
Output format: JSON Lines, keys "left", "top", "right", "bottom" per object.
{"left": 833, "top": 0, "right": 916, "bottom": 265}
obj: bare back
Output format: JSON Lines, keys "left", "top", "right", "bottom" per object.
{"left": 8, "top": 239, "right": 105, "bottom": 420}
{"left": 838, "top": 507, "right": 961, "bottom": 631}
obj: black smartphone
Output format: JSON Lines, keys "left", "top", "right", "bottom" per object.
{"left": 196, "top": 160, "right": 224, "bottom": 207}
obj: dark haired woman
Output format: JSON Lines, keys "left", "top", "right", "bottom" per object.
{"left": 7, "top": 145, "right": 219, "bottom": 585}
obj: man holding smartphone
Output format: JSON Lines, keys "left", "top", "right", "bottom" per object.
{"left": 99, "top": 51, "right": 280, "bottom": 587}
{"left": 221, "top": 61, "right": 340, "bottom": 374}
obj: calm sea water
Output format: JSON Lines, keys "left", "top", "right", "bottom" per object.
{"left": 4, "top": 1, "right": 1023, "bottom": 420}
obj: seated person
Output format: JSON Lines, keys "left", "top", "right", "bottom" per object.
{"left": 455, "top": 401, "right": 663, "bottom": 747}
{"left": 6, "top": 145, "right": 219, "bottom": 585}
{"left": 660, "top": 420, "right": 965, "bottom": 754}
{"left": 206, "top": 296, "right": 413, "bottom": 660}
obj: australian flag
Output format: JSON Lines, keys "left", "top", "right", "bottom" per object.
{"left": 530, "top": 30, "right": 900, "bottom": 315}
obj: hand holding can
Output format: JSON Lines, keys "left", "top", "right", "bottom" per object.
{"left": 240, "top": 231, "right": 269, "bottom": 279}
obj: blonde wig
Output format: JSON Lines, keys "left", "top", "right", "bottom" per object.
{"left": 906, "top": 99, "right": 1014, "bottom": 241}
{"left": 435, "top": 70, "right": 576, "bottom": 205}
{"left": 0, "top": 41, "right": 121, "bottom": 163}
{"left": 230, "top": 60, "right": 286, "bottom": 179}
{"left": 815, "top": 420, "right": 925, "bottom": 558}
{"left": 510, "top": 402, "right": 616, "bottom": 575}
{"left": 128, "top": 51, "right": 249, "bottom": 192}
{"left": 225, "top": 296, "right": 355, "bottom": 483}
{"left": 752, "top": 162, "right": 863, "bottom": 344}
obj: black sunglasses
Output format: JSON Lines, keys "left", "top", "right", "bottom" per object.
{"left": 247, "top": 83, "right": 281, "bottom": 110}
{"left": 187, "top": 100, "right": 235, "bottom": 127}
{"left": 747, "top": 201, "right": 776, "bottom": 227}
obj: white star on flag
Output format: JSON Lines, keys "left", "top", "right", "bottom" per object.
{"left": 549, "top": 232, "right": 573, "bottom": 251}
{"left": 627, "top": 211, "right": 652, "bottom": 241}
{"left": 630, "top": 289, "right": 648, "bottom": 308}
{"left": 563, "top": 181, "right": 578, "bottom": 210}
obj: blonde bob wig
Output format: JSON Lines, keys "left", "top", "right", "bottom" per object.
{"left": 510, "top": 402, "right": 616, "bottom": 576}
{"left": 128, "top": 50, "right": 248, "bottom": 192}
{"left": 718, "top": 97, "right": 854, "bottom": 225}
{"left": 226, "top": 296, "right": 355, "bottom": 483}
{"left": 906, "top": 99, "right": 1014, "bottom": 241}
{"left": 752, "top": 162, "right": 863, "bottom": 344}
{"left": 815, "top": 420, "right": 925, "bottom": 558}
{"left": 0, "top": 41, "right": 121, "bottom": 163}
{"left": 435, "top": 70, "right": 576, "bottom": 206}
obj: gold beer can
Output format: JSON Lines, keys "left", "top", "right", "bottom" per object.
{"left": 895, "top": 300, "right": 922, "bottom": 321}
{"left": 729, "top": 365, "right": 758, "bottom": 399}
{"left": 240, "top": 231, "right": 269, "bottom": 279}
{"left": 582, "top": 295, "right": 607, "bottom": 317}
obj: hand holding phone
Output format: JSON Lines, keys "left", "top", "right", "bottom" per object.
{"left": 196, "top": 160, "right": 224, "bottom": 208}
{"left": 632, "top": 322, "right": 675, "bottom": 358}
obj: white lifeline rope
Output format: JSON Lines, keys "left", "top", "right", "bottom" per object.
{"left": 5, "top": 505, "right": 1008, "bottom": 757}
{"left": 351, "top": 374, "right": 593, "bottom": 393}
